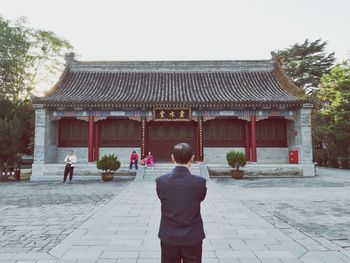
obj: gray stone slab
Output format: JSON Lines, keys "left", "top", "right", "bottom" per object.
{"left": 2, "top": 168, "right": 350, "bottom": 262}
{"left": 100, "top": 251, "right": 139, "bottom": 259}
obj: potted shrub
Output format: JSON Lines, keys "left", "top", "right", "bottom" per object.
{"left": 226, "top": 151, "right": 246, "bottom": 179}
{"left": 96, "top": 154, "right": 120, "bottom": 181}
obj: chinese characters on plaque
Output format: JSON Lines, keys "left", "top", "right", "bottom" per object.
{"left": 154, "top": 109, "right": 191, "bottom": 121}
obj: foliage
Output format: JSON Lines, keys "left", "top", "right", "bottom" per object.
{"left": 96, "top": 154, "right": 121, "bottom": 173}
{"left": 0, "top": 16, "right": 73, "bottom": 100}
{"left": 0, "top": 98, "right": 34, "bottom": 160}
{"left": 315, "top": 63, "right": 350, "bottom": 160}
{"left": 0, "top": 16, "right": 69, "bottom": 160}
{"left": 0, "top": 17, "right": 32, "bottom": 100}
{"left": 275, "top": 39, "right": 335, "bottom": 95}
{"left": 226, "top": 151, "right": 246, "bottom": 170}
{"left": 29, "top": 30, "right": 73, "bottom": 95}
{"left": 0, "top": 116, "right": 24, "bottom": 159}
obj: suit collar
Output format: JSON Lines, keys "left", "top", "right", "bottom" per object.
{"left": 172, "top": 166, "right": 191, "bottom": 175}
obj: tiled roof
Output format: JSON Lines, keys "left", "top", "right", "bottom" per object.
{"left": 33, "top": 59, "right": 304, "bottom": 109}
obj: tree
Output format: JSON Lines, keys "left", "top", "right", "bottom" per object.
{"left": 0, "top": 98, "right": 34, "bottom": 162}
{"left": 315, "top": 63, "right": 350, "bottom": 164}
{"left": 29, "top": 30, "right": 73, "bottom": 95}
{"left": 0, "top": 17, "right": 32, "bottom": 100}
{"left": 0, "top": 116, "right": 25, "bottom": 164}
{"left": 0, "top": 16, "right": 72, "bottom": 161}
{"left": 275, "top": 39, "right": 335, "bottom": 94}
{"left": 0, "top": 16, "right": 73, "bottom": 100}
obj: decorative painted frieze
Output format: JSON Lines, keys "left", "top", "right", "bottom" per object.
{"left": 193, "top": 109, "right": 296, "bottom": 118}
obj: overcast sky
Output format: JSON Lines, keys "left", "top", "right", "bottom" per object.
{"left": 1, "top": 0, "right": 349, "bottom": 62}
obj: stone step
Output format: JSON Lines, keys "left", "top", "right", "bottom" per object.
{"left": 143, "top": 164, "right": 201, "bottom": 178}
{"left": 144, "top": 170, "right": 200, "bottom": 174}
{"left": 207, "top": 164, "right": 303, "bottom": 177}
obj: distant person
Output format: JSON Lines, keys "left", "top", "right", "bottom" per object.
{"left": 156, "top": 143, "right": 207, "bottom": 263}
{"left": 129, "top": 150, "right": 139, "bottom": 170}
{"left": 63, "top": 150, "right": 77, "bottom": 183}
{"left": 144, "top": 151, "right": 154, "bottom": 168}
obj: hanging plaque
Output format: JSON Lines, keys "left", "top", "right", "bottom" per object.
{"left": 153, "top": 108, "right": 191, "bottom": 121}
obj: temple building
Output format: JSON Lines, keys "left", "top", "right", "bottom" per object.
{"left": 32, "top": 54, "right": 315, "bottom": 176}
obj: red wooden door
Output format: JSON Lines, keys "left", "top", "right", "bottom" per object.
{"left": 147, "top": 121, "right": 197, "bottom": 162}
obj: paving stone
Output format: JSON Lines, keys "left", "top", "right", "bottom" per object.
{"left": 0, "top": 178, "right": 131, "bottom": 254}
{"left": 1, "top": 168, "right": 350, "bottom": 262}
{"left": 100, "top": 252, "right": 139, "bottom": 259}
{"left": 136, "top": 259, "right": 159, "bottom": 263}
{"left": 254, "top": 250, "right": 296, "bottom": 259}
{"left": 116, "top": 259, "right": 138, "bottom": 263}
{"left": 237, "top": 259, "right": 261, "bottom": 263}
{"left": 96, "top": 259, "right": 117, "bottom": 263}
{"left": 216, "top": 250, "right": 257, "bottom": 259}
{"left": 61, "top": 251, "right": 102, "bottom": 260}
{"left": 258, "top": 259, "right": 282, "bottom": 263}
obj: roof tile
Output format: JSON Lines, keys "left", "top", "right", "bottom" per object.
{"left": 34, "top": 60, "right": 303, "bottom": 108}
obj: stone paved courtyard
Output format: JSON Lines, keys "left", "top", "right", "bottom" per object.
{"left": 0, "top": 168, "right": 350, "bottom": 262}
{"left": 0, "top": 177, "right": 132, "bottom": 255}
{"left": 213, "top": 168, "right": 350, "bottom": 253}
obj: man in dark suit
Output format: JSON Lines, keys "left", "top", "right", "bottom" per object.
{"left": 156, "top": 143, "right": 207, "bottom": 263}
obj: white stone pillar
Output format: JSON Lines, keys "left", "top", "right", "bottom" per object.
{"left": 33, "top": 106, "right": 47, "bottom": 164}
{"left": 300, "top": 104, "right": 313, "bottom": 163}
{"left": 296, "top": 103, "right": 315, "bottom": 176}
{"left": 32, "top": 105, "right": 57, "bottom": 176}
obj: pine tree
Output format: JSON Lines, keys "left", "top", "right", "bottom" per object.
{"left": 275, "top": 39, "right": 335, "bottom": 94}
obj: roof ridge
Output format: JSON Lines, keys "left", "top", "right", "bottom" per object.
{"left": 66, "top": 59, "right": 275, "bottom": 73}
{"left": 72, "top": 59, "right": 273, "bottom": 63}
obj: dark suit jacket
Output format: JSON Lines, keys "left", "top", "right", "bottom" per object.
{"left": 156, "top": 166, "right": 207, "bottom": 246}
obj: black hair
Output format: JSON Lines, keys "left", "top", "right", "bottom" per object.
{"left": 132, "top": 151, "right": 136, "bottom": 154}
{"left": 172, "top": 143, "right": 193, "bottom": 164}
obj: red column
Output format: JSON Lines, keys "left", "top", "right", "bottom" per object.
{"left": 245, "top": 121, "right": 251, "bottom": 161}
{"left": 88, "top": 116, "right": 94, "bottom": 162}
{"left": 141, "top": 117, "right": 146, "bottom": 158}
{"left": 93, "top": 121, "right": 99, "bottom": 161}
{"left": 251, "top": 116, "right": 257, "bottom": 162}
{"left": 196, "top": 117, "right": 203, "bottom": 162}
{"left": 196, "top": 121, "right": 200, "bottom": 161}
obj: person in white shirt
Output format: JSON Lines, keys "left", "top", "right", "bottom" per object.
{"left": 63, "top": 150, "right": 77, "bottom": 183}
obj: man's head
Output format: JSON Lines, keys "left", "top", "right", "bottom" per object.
{"left": 132, "top": 151, "right": 136, "bottom": 154}
{"left": 171, "top": 143, "right": 194, "bottom": 166}
{"left": 69, "top": 150, "right": 73, "bottom": 155}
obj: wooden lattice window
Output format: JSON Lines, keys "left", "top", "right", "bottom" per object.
{"left": 256, "top": 118, "right": 287, "bottom": 147}
{"left": 203, "top": 119, "right": 245, "bottom": 147}
{"left": 58, "top": 119, "right": 88, "bottom": 147}
{"left": 99, "top": 119, "right": 141, "bottom": 147}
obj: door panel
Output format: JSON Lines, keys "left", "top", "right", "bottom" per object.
{"left": 147, "top": 121, "right": 197, "bottom": 162}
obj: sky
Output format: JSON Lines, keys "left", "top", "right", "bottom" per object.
{"left": 1, "top": 0, "right": 349, "bottom": 62}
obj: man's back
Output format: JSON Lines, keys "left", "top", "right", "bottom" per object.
{"left": 156, "top": 166, "right": 207, "bottom": 246}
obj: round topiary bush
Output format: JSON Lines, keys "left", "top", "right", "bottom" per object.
{"left": 226, "top": 151, "right": 246, "bottom": 170}
{"left": 96, "top": 154, "right": 121, "bottom": 173}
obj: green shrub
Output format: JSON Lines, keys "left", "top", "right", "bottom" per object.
{"left": 96, "top": 154, "right": 120, "bottom": 173}
{"left": 226, "top": 151, "right": 246, "bottom": 170}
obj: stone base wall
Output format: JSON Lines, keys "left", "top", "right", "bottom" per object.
{"left": 207, "top": 163, "right": 315, "bottom": 177}
{"left": 32, "top": 163, "right": 134, "bottom": 177}
{"left": 99, "top": 147, "right": 141, "bottom": 165}
{"left": 203, "top": 147, "right": 245, "bottom": 163}
{"left": 57, "top": 148, "right": 88, "bottom": 163}
{"left": 56, "top": 147, "right": 141, "bottom": 164}
{"left": 257, "top": 148, "right": 289, "bottom": 164}
{"left": 203, "top": 147, "right": 289, "bottom": 164}
{"left": 46, "top": 147, "right": 293, "bottom": 166}
{"left": 32, "top": 162, "right": 315, "bottom": 177}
